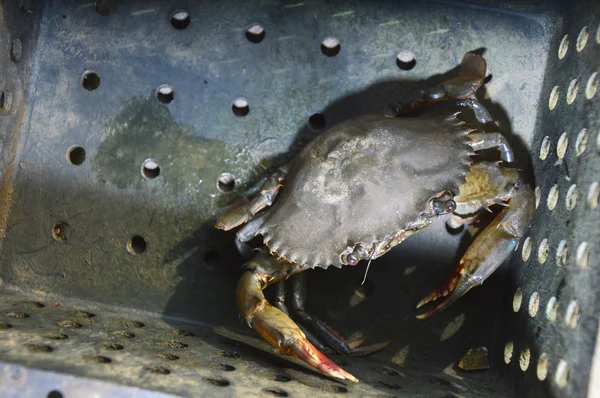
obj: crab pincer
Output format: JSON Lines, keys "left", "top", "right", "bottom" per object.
{"left": 416, "top": 180, "right": 535, "bottom": 319}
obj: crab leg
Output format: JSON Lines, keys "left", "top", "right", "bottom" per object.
{"left": 215, "top": 169, "right": 286, "bottom": 231}
{"left": 237, "top": 250, "right": 358, "bottom": 382}
{"left": 416, "top": 180, "right": 534, "bottom": 319}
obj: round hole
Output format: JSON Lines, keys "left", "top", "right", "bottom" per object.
{"left": 216, "top": 363, "right": 235, "bottom": 371}
{"left": 232, "top": 98, "right": 249, "bottom": 117}
{"left": 203, "top": 378, "right": 230, "bottom": 387}
{"left": 141, "top": 159, "right": 161, "bottom": 179}
{"left": 155, "top": 85, "right": 175, "bottom": 104}
{"left": 586, "top": 72, "right": 598, "bottom": 99}
{"left": 127, "top": 235, "right": 147, "bottom": 255}
{"left": 576, "top": 242, "right": 589, "bottom": 269}
{"left": 537, "top": 353, "right": 549, "bottom": 381}
{"left": 66, "top": 146, "right": 86, "bottom": 165}
{"left": 521, "top": 237, "right": 532, "bottom": 261}
{"left": 547, "top": 185, "right": 559, "bottom": 210}
{"left": 556, "top": 240, "right": 568, "bottom": 266}
{"left": 546, "top": 297, "right": 558, "bottom": 322}
{"left": 321, "top": 37, "right": 341, "bottom": 57}
{"left": 537, "top": 238, "right": 549, "bottom": 264}
{"left": 576, "top": 26, "right": 589, "bottom": 52}
{"left": 85, "top": 355, "right": 112, "bottom": 363}
{"left": 95, "top": 0, "right": 114, "bottom": 15}
{"left": 587, "top": 182, "right": 599, "bottom": 209}
{"left": 217, "top": 173, "right": 235, "bottom": 193}
{"left": 528, "top": 292, "right": 540, "bottom": 317}
{"left": 557, "top": 132, "right": 568, "bottom": 159}
{"left": 566, "top": 79, "right": 579, "bottom": 104}
{"left": 558, "top": 34, "right": 569, "bottom": 59}
{"left": 555, "top": 359, "right": 569, "bottom": 388}
{"left": 548, "top": 86, "right": 559, "bottom": 110}
{"left": 47, "top": 391, "right": 64, "bottom": 398}
{"left": 309, "top": 113, "right": 326, "bottom": 130}
{"left": 504, "top": 341, "right": 513, "bottom": 364}
{"left": 100, "top": 343, "right": 124, "bottom": 351}
{"left": 145, "top": 366, "right": 171, "bottom": 375}
{"left": 565, "top": 301, "right": 580, "bottom": 328}
{"left": 519, "top": 347, "right": 531, "bottom": 371}
{"left": 539, "top": 136, "right": 551, "bottom": 160}
{"left": 396, "top": 50, "right": 416, "bottom": 70}
{"left": 10, "top": 38, "right": 22, "bottom": 62}
{"left": 170, "top": 10, "right": 190, "bottom": 30}
{"left": 565, "top": 184, "right": 578, "bottom": 210}
{"left": 575, "top": 128, "right": 588, "bottom": 156}
{"left": 262, "top": 388, "right": 289, "bottom": 397}
{"left": 513, "top": 288, "right": 523, "bottom": 312}
{"left": 52, "top": 222, "right": 71, "bottom": 241}
{"left": 535, "top": 186, "right": 542, "bottom": 209}
{"left": 81, "top": 71, "right": 100, "bottom": 91}
{"left": 0, "top": 90, "right": 13, "bottom": 114}
{"left": 246, "top": 23, "right": 265, "bottom": 43}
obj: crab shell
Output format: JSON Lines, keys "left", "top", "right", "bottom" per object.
{"left": 255, "top": 113, "right": 474, "bottom": 269}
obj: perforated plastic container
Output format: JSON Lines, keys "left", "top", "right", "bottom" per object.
{"left": 0, "top": 1, "right": 599, "bottom": 397}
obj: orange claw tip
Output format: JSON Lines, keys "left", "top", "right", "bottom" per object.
{"left": 289, "top": 338, "right": 358, "bottom": 382}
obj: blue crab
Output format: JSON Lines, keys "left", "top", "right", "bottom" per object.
{"left": 216, "top": 53, "right": 534, "bottom": 381}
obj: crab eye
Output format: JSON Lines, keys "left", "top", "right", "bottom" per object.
{"left": 346, "top": 253, "right": 359, "bottom": 266}
{"left": 444, "top": 199, "right": 457, "bottom": 213}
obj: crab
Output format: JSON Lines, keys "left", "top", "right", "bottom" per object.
{"left": 215, "top": 53, "right": 534, "bottom": 382}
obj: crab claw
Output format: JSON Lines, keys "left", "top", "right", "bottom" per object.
{"left": 237, "top": 254, "right": 358, "bottom": 382}
{"left": 416, "top": 182, "right": 534, "bottom": 320}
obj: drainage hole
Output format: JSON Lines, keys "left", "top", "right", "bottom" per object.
{"left": 155, "top": 85, "right": 175, "bottom": 104}
{"left": 47, "top": 391, "right": 64, "bottom": 398}
{"left": 396, "top": 50, "right": 416, "bottom": 70}
{"left": 576, "top": 26, "right": 589, "bottom": 52}
{"left": 321, "top": 37, "right": 341, "bottom": 57}
{"left": 127, "top": 235, "right": 147, "bottom": 255}
{"left": 588, "top": 182, "right": 599, "bottom": 209}
{"left": 548, "top": 86, "right": 559, "bottom": 110}
{"left": 95, "top": 0, "right": 114, "bottom": 15}
{"left": 575, "top": 128, "right": 588, "bottom": 156}
{"left": 565, "top": 301, "right": 580, "bottom": 328}
{"left": 173, "top": 329, "right": 195, "bottom": 337}
{"left": 122, "top": 320, "right": 145, "bottom": 328}
{"left": 156, "top": 353, "right": 179, "bottom": 361}
{"left": 146, "top": 366, "right": 171, "bottom": 375}
{"left": 56, "top": 320, "right": 82, "bottom": 328}
{"left": 566, "top": 79, "right": 579, "bottom": 104}
{"left": 217, "top": 173, "right": 235, "bottom": 193}
{"left": 519, "top": 347, "right": 531, "bottom": 371}
{"left": 546, "top": 297, "right": 558, "bottom": 322}
{"left": 528, "top": 292, "right": 540, "bottom": 317}
{"left": 232, "top": 98, "right": 249, "bottom": 117}
{"left": 576, "top": 242, "right": 589, "bottom": 269}
{"left": 555, "top": 359, "right": 569, "bottom": 388}
{"left": 218, "top": 350, "right": 240, "bottom": 358}
{"left": 246, "top": 23, "right": 265, "bottom": 43}
{"left": 379, "top": 366, "right": 400, "bottom": 376}
{"left": 214, "top": 363, "right": 236, "bottom": 371}
{"left": 557, "top": 132, "right": 568, "bottom": 159}
{"left": 0, "top": 322, "right": 13, "bottom": 329}
{"left": 558, "top": 34, "right": 569, "bottom": 59}
{"left": 74, "top": 310, "right": 95, "bottom": 318}
{"left": 141, "top": 158, "right": 161, "bottom": 179}
{"left": 539, "top": 136, "right": 550, "bottom": 160}
{"left": 66, "top": 146, "right": 86, "bottom": 165}
{"left": 547, "top": 185, "right": 559, "bottom": 210}
{"left": 504, "top": 341, "right": 513, "bottom": 364}
{"left": 1, "top": 90, "right": 13, "bottom": 114}
{"left": 162, "top": 340, "right": 188, "bottom": 349}
{"left": 25, "top": 343, "right": 53, "bottom": 353}
{"left": 330, "top": 385, "right": 348, "bottom": 393}
{"left": 81, "top": 71, "right": 100, "bottom": 91}
{"left": 566, "top": 184, "right": 578, "bottom": 210}
{"left": 52, "top": 222, "right": 71, "bottom": 241}
{"left": 537, "top": 353, "right": 549, "bottom": 381}
{"left": 378, "top": 381, "right": 402, "bottom": 390}
{"left": 45, "top": 332, "right": 68, "bottom": 340}
{"left": 274, "top": 374, "right": 292, "bottom": 382}
{"left": 10, "top": 39, "right": 22, "bottom": 62}
{"left": 170, "top": 10, "right": 190, "bottom": 30}
{"left": 309, "top": 113, "right": 326, "bottom": 130}
{"left": 521, "top": 238, "right": 532, "bottom": 261}
{"left": 512, "top": 288, "right": 523, "bottom": 312}
{"left": 112, "top": 330, "right": 135, "bottom": 338}
{"left": 6, "top": 311, "right": 29, "bottom": 318}
{"left": 537, "top": 239, "right": 548, "bottom": 264}
{"left": 586, "top": 72, "right": 598, "bottom": 100}
{"left": 100, "top": 343, "right": 124, "bottom": 351}
{"left": 556, "top": 240, "right": 568, "bottom": 266}
{"left": 203, "top": 378, "right": 230, "bottom": 387}
{"left": 85, "top": 355, "right": 112, "bottom": 363}
{"left": 263, "top": 387, "right": 289, "bottom": 397}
